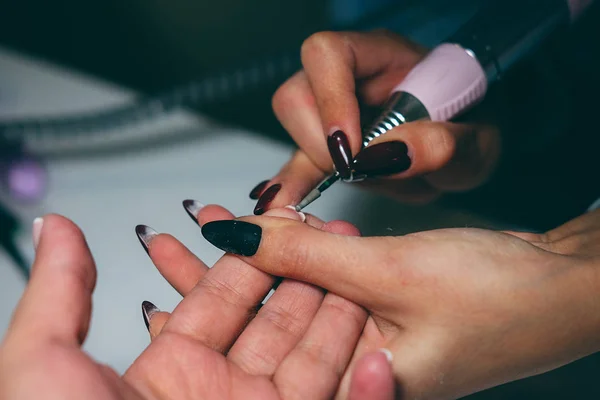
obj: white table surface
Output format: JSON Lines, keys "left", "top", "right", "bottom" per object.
{"left": 0, "top": 46, "right": 496, "bottom": 373}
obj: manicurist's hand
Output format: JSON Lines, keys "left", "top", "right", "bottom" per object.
{"left": 249, "top": 30, "right": 502, "bottom": 213}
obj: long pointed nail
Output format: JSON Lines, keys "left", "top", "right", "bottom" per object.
{"left": 249, "top": 180, "right": 269, "bottom": 200}
{"left": 327, "top": 130, "right": 352, "bottom": 180}
{"left": 142, "top": 300, "right": 159, "bottom": 331}
{"left": 353, "top": 141, "right": 411, "bottom": 177}
{"left": 182, "top": 199, "right": 205, "bottom": 225}
{"left": 201, "top": 220, "right": 262, "bottom": 256}
{"left": 254, "top": 184, "right": 282, "bottom": 215}
{"left": 32, "top": 217, "right": 44, "bottom": 250}
{"left": 135, "top": 225, "right": 158, "bottom": 255}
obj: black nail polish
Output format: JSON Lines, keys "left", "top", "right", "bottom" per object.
{"left": 254, "top": 184, "right": 282, "bottom": 215}
{"left": 327, "top": 130, "right": 352, "bottom": 180}
{"left": 249, "top": 180, "right": 269, "bottom": 200}
{"left": 182, "top": 199, "right": 205, "bottom": 225}
{"left": 135, "top": 225, "right": 158, "bottom": 255}
{"left": 353, "top": 141, "right": 411, "bottom": 177}
{"left": 201, "top": 220, "right": 262, "bottom": 256}
{"left": 141, "top": 300, "right": 159, "bottom": 331}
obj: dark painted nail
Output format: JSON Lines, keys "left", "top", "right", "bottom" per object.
{"left": 254, "top": 184, "right": 282, "bottom": 215}
{"left": 201, "top": 220, "right": 262, "bottom": 256}
{"left": 249, "top": 180, "right": 269, "bottom": 200}
{"left": 141, "top": 300, "right": 159, "bottom": 331}
{"left": 135, "top": 225, "right": 158, "bottom": 255}
{"left": 353, "top": 141, "right": 411, "bottom": 177}
{"left": 327, "top": 130, "right": 352, "bottom": 180}
{"left": 183, "top": 199, "right": 205, "bottom": 225}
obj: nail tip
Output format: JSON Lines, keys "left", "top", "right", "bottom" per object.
{"left": 249, "top": 180, "right": 269, "bottom": 200}
{"left": 254, "top": 184, "right": 282, "bottom": 214}
{"left": 135, "top": 225, "right": 158, "bottom": 254}
{"left": 141, "top": 300, "right": 159, "bottom": 330}
{"left": 182, "top": 199, "right": 204, "bottom": 224}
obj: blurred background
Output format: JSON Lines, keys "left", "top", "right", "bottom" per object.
{"left": 0, "top": 0, "right": 598, "bottom": 398}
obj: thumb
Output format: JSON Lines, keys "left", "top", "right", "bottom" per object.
{"left": 348, "top": 351, "right": 396, "bottom": 400}
{"left": 354, "top": 121, "right": 500, "bottom": 191}
{"left": 200, "top": 216, "right": 404, "bottom": 308}
{"left": 5, "top": 214, "right": 96, "bottom": 348}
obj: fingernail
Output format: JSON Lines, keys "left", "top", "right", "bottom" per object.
{"left": 135, "top": 225, "right": 158, "bottom": 255}
{"left": 201, "top": 220, "right": 262, "bottom": 256}
{"left": 141, "top": 300, "right": 159, "bottom": 331}
{"left": 254, "top": 184, "right": 282, "bottom": 215}
{"left": 378, "top": 348, "right": 393, "bottom": 363}
{"left": 285, "top": 205, "right": 306, "bottom": 222}
{"left": 32, "top": 217, "right": 43, "bottom": 250}
{"left": 327, "top": 130, "right": 352, "bottom": 180}
{"left": 353, "top": 141, "right": 411, "bottom": 177}
{"left": 249, "top": 180, "right": 269, "bottom": 200}
{"left": 182, "top": 199, "right": 205, "bottom": 225}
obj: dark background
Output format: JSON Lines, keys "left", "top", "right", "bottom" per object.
{"left": 1, "top": 1, "right": 599, "bottom": 398}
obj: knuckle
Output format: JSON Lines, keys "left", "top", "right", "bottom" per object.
{"left": 301, "top": 31, "right": 344, "bottom": 62}
{"left": 259, "top": 304, "right": 305, "bottom": 338}
{"left": 421, "top": 123, "right": 457, "bottom": 168}
{"left": 195, "top": 275, "right": 251, "bottom": 309}
{"left": 271, "top": 80, "right": 294, "bottom": 116}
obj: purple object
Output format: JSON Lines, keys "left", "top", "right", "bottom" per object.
{"left": 6, "top": 159, "right": 47, "bottom": 202}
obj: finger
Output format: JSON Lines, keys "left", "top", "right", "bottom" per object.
{"left": 163, "top": 209, "right": 305, "bottom": 352}
{"left": 274, "top": 293, "right": 367, "bottom": 399}
{"left": 227, "top": 279, "right": 324, "bottom": 376}
{"left": 225, "top": 217, "right": 360, "bottom": 376}
{"left": 6, "top": 215, "right": 96, "bottom": 347}
{"left": 348, "top": 351, "right": 396, "bottom": 400}
{"left": 274, "top": 222, "right": 366, "bottom": 399}
{"left": 272, "top": 71, "right": 331, "bottom": 172}
{"left": 300, "top": 30, "right": 425, "bottom": 156}
{"left": 141, "top": 301, "right": 170, "bottom": 340}
{"left": 201, "top": 215, "right": 402, "bottom": 309}
{"left": 353, "top": 121, "right": 500, "bottom": 192}
{"left": 137, "top": 227, "right": 209, "bottom": 296}
{"left": 252, "top": 151, "right": 328, "bottom": 214}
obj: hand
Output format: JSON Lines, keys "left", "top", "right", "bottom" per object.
{"left": 248, "top": 30, "right": 502, "bottom": 212}
{"left": 199, "top": 209, "right": 600, "bottom": 399}
{"left": 0, "top": 210, "right": 387, "bottom": 399}
{"left": 139, "top": 201, "right": 395, "bottom": 399}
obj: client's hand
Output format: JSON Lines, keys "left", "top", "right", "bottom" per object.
{"left": 134, "top": 202, "right": 394, "bottom": 400}
{"left": 198, "top": 209, "right": 600, "bottom": 399}
{"left": 0, "top": 210, "right": 388, "bottom": 400}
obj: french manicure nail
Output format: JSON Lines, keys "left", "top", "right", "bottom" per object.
{"left": 141, "top": 300, "right": 159, "bottom": 331}
{"left": 353, "top": 141, "right": 411, "bottom": 177}
{"left": 254, "top": 184, "right": 282, "bottom": 215}
{"left": 327, "top": 130, "right": 352, "bottom": 180}
{"left": 201, "top": 220, "right": 262, "bottom": 256}
{"left": 378, "top": 348, "right": 393, "bottom": 363}
{"left": 32, "top": 217, "right": 43, "bottom": 250}
{"left": 182, "top": 199, "right": 205, "bottom": 225}
{"left": 249, "top": 180, "right": 269, "bottom": 200}
{"left": 135, "top": 225, "right": 158, "bottom": 255}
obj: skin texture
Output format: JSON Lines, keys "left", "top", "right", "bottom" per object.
{"left": 253, "top": 30, "right": 503, "bottom": 211}
{"left": 0, "top": 209, "right": 394, "bottom": 400}
{"left": 201, "top": 209, "right": 600, "bottom": 400}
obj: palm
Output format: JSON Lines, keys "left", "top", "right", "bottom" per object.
{"left": 125, "top": 332, "right": 279, "bottom": 399}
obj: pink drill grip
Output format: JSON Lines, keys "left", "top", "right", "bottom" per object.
{"left": 391, "top": 44, "right": 488, "bottom": 122}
